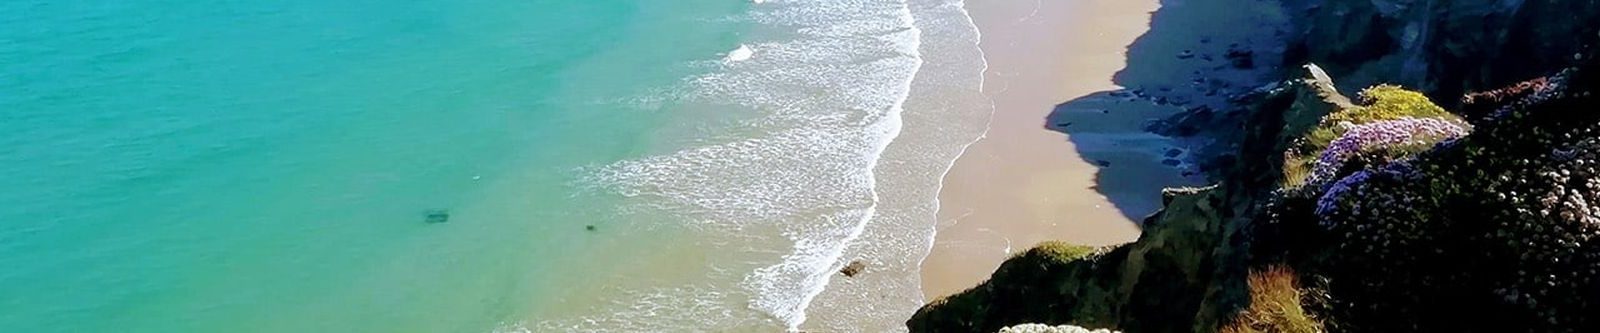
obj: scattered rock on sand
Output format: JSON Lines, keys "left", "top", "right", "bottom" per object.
{"left": 840, "top": 260, "right": 867, "bottom": 277}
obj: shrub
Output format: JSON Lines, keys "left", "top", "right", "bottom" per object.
{"left": 1308, "top": 118, "right": 1469, "bottom": 185}
{"left": 1285, "top": 85, "right": 1462, "bottom": 187}
{"left": 1220, "top": 266, "right": 1322, "bottom": 333}
{"left": 1300, "top": 85, "right": 1457, "bottom": 152}
{"left": 1302, "top": 65, "right": 1600, "bottom": 330}
{"left": 1030, "top": 241, "right": 1098, "bottom": 264}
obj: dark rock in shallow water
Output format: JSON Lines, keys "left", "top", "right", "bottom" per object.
{"left": 1225, "top": 48, "right": 1254, "bottom": 69}
{"left": 840, "top": 260, "right": 867, "bottom": 277}
{"left": 424, "top": 210, "right": 449, "bottom": 223}
{"left": 1095, "top": 160, "right": 1112, "bottom": 167}
{"left": 585, "top": 225, "right": 597, "bottom": 231}
{"left": 1165, "top": 148, "right": 1185, "bottom": 158}
{"left": 1161, "top": 158, "right": 1183, "bottom": 167}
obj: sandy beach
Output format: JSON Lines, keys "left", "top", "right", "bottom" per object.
{"left": 921, "top": 0, "right": 1289, "bottom": 298}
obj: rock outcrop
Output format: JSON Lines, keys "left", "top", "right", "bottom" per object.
{"left": 907, "top": 186, "right": 1236, "bottom": 333}
{"left": 909, "top": 66, "right": 1350, "bottom": 333}
{"left": 912, "top": 0, "right": 1600, "bottom": 330}
{"left": 913, "top": 41, "right": 1600, "bottom": 332}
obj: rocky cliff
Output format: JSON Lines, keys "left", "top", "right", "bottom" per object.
{"left": 910, "top": 24, "right": 1600, "bottom": 333}
{"left": 909, "top": 65, "right": 1352, "bottom": 332}
{"left": 1288, "top": 0, "right": 1600, "bottom": 103}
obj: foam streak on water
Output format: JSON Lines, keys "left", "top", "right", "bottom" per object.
{"left": 572, "top": 0, "right": 924, "bottom": 330}
{"left": 799, "top": 0, "right": 994, "bottom": 330}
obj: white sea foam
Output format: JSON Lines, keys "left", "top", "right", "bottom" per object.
{"left": 575, "top": 0, "right": 925, "bottom": 330}
{"left": 725, "top": 44, "right": 754, "bottom": 63}
{"left": 797, "top": 0, "right": 995, "bottom": 329}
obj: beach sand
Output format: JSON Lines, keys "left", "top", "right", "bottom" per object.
{"left": 921, "top": 0, "right": 1289, "bottom": 299}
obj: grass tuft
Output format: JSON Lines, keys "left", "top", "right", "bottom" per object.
{"left": 1220, "top": 266, "right": 1323, "bottom": 333}
{"left": 1028, "top": 241, "right": 1098, "bottom": 264}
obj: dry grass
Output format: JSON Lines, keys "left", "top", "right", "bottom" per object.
{"left": 1281, "top": 154, "right": 1313, "bottom": 188}
{"left": 1219, "top": 266, "right": 1323, "bottom": 333}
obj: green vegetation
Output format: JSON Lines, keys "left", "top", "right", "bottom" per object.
{"left": 1302, "top": 85, "right": 1455, "bottom": 151}
{"left": 908, "top": 241, "right": 1117, "bottom": 333}
{"left": 1031, "top": 241, "right": 1098, "bottom": 264}
{"left": 1283, "top": 85, "right": 1463, "bottom": 187}
{"left": 1334, "top": 85, "right": 1451, "bottom": 125}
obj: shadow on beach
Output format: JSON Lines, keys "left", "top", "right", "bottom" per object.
{"left": 1044, "top": 0, "right": 1289, "bottom": 222}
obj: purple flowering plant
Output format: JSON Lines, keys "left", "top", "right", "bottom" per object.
{"left": 1308, "top": 117, "right": 1470, "bottom": 185}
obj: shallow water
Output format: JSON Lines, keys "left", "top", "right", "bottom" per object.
{"left": 0, "top": 0, "right": 988, "bottom": 331}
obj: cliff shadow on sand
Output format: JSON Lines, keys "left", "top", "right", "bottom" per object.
{"left": 1044, "top": 0, "right": 1290, "bottom": 222}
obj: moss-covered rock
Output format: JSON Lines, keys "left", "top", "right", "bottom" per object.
{"left": 909, "top": 186, "right": 1237, "bottom": 333}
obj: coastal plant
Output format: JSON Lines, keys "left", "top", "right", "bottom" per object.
{"left": 1219, "top": 266, "right": 1322, "bottom": 333}
{"left": 1304, "top": 61, "right": 1600, "bottom": 331}
{"left": 1284, "top": 85, "right": 1461, "bottom": 187}
{"left": 1300, "top": 85, "right": 1456, "bottom": 152}
{"left": 1308, "top": 117, "right": 1469, "bottom": 184}
{"left": 1032, "top": 241, "right": 1098, "bottom": 264}
{"left": 1334, "top": 85, "right": 1453, "bottom": 124}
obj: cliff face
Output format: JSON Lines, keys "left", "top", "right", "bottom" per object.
{"left": 908, "top": 67, "right": 1348, "bottom": 333}
{"left": 1289, "top": 0, "right": 1600, "bottom": 103}
{"left": 912, "top": 41, "right": 1600, "bottom": 333}
{"left": 911, "top": 2, "right": 1600, "bottom": 332}
{"left": 906, "top": 186, "right": 1236, "bottom": 333}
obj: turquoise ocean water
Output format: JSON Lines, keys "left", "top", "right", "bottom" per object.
{"left": 1, "top": 0, "right": 991, "bottom": 331}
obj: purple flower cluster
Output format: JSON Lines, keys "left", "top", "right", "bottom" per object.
{"left": 1311, "top": 117, "right": 1470, "bottom": 184}
{"left": 1314, "top": 161, "right": 1421, "bottom": 228}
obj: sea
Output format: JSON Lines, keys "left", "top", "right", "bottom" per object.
{"left": 0, "top": 0, "right": 992, "bottom": 331}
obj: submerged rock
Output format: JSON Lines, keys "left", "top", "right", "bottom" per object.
{"left": 424, "top": 209, "right": 449, "bottom": 223}
{"left": 840, "top": 260, "right": 867, "bottom": 277}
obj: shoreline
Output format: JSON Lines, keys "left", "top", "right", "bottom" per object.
{"left": 920, "top": 0, "right": 1169, "bottom": 299}
{"left": 920, "top": 0, "right": 1288, "bottom": 299}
